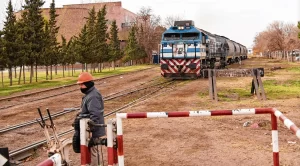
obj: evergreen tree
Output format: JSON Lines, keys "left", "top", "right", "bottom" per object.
{"left": 16, "top": 13, "right": 30, "bottom": 84}
{"left": 43, "top": 20, "right": 51, "bottom": 80}
{"left": 0, "top": 31, "right": 6, "bottom": 87}
{"left": 124, "top": 26, "right": 139, "bottom": 64}
{"left": 95, "top": 5, "right": 109, "bottom": 72}
{"left": 22, "top": 0, "right": 45, "bottom": 83}
{"left": 15, "top": 20, "right": 27, "bottom": 84}
{"left": 86, "top": 7, "right": 97, "bottom": 72}
{"left": 66, "top": 37, "right": 77, "bottom": 76}
{"left": 2, "top": 0, "right": 18, "bottom": 86}
{"left": 108, "top": 20, "right": 121, "bottom": 70}
{"left": 76, "top": 25, "right": 90, "bottom": 71}
{"left": 298, "top": 21, "right": 300, "bottom": 39}
{"left": 60, "top": 35, "right": 67, "bottom": 77}
{"left": 48, "top": 0, "right": 60, "bottom": 78}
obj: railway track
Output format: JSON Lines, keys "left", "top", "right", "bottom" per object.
{"left": 8, "top": 79, "right": 177, "bottom": 164}
{"left": 0, "top": 67, "right": 156, "bottom": 111}
{"left": 0, "top": 79, "right": 170, "bottom": 134}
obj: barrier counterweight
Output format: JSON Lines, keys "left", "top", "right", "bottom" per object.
{"left": 37, "top": 153, "right": 62, "bottom": 166}
{"left": 116, "top": 108, "right": 300, "bottom": 166}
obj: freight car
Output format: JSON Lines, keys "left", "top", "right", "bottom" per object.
{"left": 160, "top": 20, "right": 247, "bottom": 79}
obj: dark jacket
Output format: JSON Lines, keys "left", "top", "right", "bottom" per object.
{"left": 80, "top": 86, "right": 105, "bottom": 138}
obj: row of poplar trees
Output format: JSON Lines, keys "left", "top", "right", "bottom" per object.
{"left": 0, "top": 0, "right": 146, "bottom": 87}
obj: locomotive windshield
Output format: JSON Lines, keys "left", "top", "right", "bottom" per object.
{"left": 164, "top": 33, "right": 180, "bottom": 40}
{"left": 182, "top": 33, "right": 199, "bottom": 40}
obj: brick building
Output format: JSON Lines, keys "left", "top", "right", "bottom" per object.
{"left": 16, "top": 1, "right": 136, "bottom": 45}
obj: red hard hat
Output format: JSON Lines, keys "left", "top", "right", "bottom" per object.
{"left": 77, "top": 72, "right": 94, "bottom": 84}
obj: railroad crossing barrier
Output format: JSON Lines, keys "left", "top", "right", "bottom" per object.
{"left": 80, "top": 118, "right": 118, "bottom": 166}
{"left": 36, "top": 153, "right": 61, "bottom": 166}
{"left": 115, "top": 108, "right": 300, "bottom": 166}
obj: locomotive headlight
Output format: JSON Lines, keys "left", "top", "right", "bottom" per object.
{"left": 178, "top": 26, "right": 184, "bottom": 30}
{"left": 161, "top": 64, "right": 169, "bottom": 70}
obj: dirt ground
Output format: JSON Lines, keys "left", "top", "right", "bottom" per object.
{"left": 3, "top": 58, "right": 300, "bottom": 166}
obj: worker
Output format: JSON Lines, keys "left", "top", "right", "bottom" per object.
{"left": 77, "top": 72, "right": 106, "bottom": 166}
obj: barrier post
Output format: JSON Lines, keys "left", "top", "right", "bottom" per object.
{"left": 116, "top": 116, "right": 124, "bottom": 166}
{"left": 212, "top": 69, "right": 218, "bottom": 101}
{"left": 208, "top": 69, "right": 213, "bottom": 100}
{"left": 113, "top": 121, "right": 118, "bottom": 165}
{"left": 271, "top": 113, "right": 279, "bottom": 166}
{"left": 256, "top": 69, "right": 266, "bottom": 100}
{"left": 251, "top": 69, "right": 261, "bottom": 100}
{"left": 80, "top": 118, "right": 91, "bottom": 165}
{"left": 107, "top": 119, "right": 114, "bottom": 166}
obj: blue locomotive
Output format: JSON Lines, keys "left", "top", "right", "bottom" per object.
{"left": 160, "top": 20, "right": 247, "bottom": 79}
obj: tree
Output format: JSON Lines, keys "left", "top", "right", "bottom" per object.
{"left": 298, "top": 21, "right": 300, "bottom": 39}
{"left": 21, "top": 0, "right": 45, "bottom": 83}
{"left": 76, "top": 25, "right": 90, "bottom": 71}
{"left": 164, "top": 15, "right": 183, "bottom": 28}
{"left": 253, "top": 21, "right": 300, "bottom": 60}
{"left": 16, "top": 11, "right": 31, "bottom": 84}
{"left": 66, "top": 37, "right": 77, "bottom": 76}
{"left": 2, "top": 0, "right": 18, "bottom": 86}
{"left": 15, "top": 19, "right": 28, "bottom": 84}
{"left": 95, "top": 5, "right": 109, "bottom": 72}
{"left": 48, "top": 0, "right": 60, "bottom": 79}
{"left": 60, "top": 35, "right": 67, "bottom": 77}
{"left": 136, "top": 7, "right": 164, "bottom": 63}
{"left": 124, "top": 26, "right": 139, "bottom": 63}
{"left": 0, "top": 31, "right": 6, "bottom": 87}
{"left": 43, "top": 20, "right": 51, "bottom": 80}
{"left": 108, "top": 20, "right": 121, "bottom": 70}
{"left": 86, "top": 7, "right": 97, "bottom": 72}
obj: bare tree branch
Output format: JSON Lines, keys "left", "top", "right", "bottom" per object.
{"left": 163, "top": 15, "right": 183, "bottom": 28}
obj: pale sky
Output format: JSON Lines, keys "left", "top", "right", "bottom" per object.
{"left": 0, "top": 0, "right": 299, "bottom": 48}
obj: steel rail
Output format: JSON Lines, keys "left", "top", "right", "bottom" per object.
{"left": 0, "top": 108, "right": 80, "bottom": 134}
{"left": 1, "top": 80, "right": 171, "bottom": 134}
{"left": 9, "top": 80, "right": 175, "bottom": 162}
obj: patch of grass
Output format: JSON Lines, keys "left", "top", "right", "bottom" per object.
{"left": 263, "top": 79, "right": 300, "bottom": 99}
{"left": 217, "top": 88, "right": 252, "bottom": 101}
{"left": 284, "top": 80, "right": 300, "bottom": 86}
{"left": 263, "top": 80, "right": 278, "bottom": 86}
{"left": 0, "top": 65, "right": 154, "bottom": 97}
{"left": 264, "top": 71, "right": 276, "bottom": 77}
{"left": 0, "top": 79, "right": 76, "bottom": 96}
{"left": 229, "top": 88, "right": 252, "bottom": 97}
{"left": 217, "top": 92, "right": 233, "bottom": 101}
{"left": 198, "top": 91, "right": 208, "bottom": 98}
{"left": 286, "top": 67, "right": 300, "bottom": 73}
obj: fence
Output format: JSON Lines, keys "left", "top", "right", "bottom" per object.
{"left": 115, "top": 108, "right": 300, "bottom": 166}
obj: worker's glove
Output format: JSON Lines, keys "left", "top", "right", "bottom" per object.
{"left": 88, "top": 138, "right": 95, "bottom": 148}
{"left": 88, "top": 138, "right": 99, "bottom": 148}
{"left": 88, "top": 138, "right": 107, "bottom": 148}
